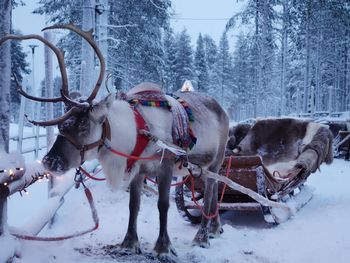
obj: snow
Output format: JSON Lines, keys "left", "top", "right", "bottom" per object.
{"left": 0, "top": 232, "right": 19, "bottom": 263}
{"left": 1, "top": 158, "right": 347, "bottom": 263}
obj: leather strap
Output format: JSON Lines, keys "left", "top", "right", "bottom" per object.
{"left": 60, "top": 119, "right": 111, "bottom": 164}
{"left": 126, "top": 108, "right": 150, "bottom": 172}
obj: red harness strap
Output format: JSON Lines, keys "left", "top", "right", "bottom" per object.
{"left": 126, "top": 107, "right": 150, "bottom": 172}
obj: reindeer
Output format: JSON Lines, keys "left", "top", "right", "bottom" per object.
{"left": 0, "top": 24, "right": 229, "bottom": 261}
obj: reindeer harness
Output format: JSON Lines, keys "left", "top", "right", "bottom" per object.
{"left": 61, "top": 89, "right": 197, "bottom": 171}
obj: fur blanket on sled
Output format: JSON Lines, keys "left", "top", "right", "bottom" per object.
{"left": 228, "top": 118, "right": 333, "bottom": 178}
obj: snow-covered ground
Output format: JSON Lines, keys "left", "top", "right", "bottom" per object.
{"left": 5, "top": 157, "right": 349, "bottom": 263}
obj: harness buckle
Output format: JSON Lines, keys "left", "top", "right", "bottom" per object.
{"left": 74, "top": 168, "right": 85, "bottom": 189}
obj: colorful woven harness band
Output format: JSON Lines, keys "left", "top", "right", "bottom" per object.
{"left": 126, "top": 90, "right": 197, "bottom": 151}
{"left": 128, "top": 98, "right": 171, "bottom": 110}
{"left": 168, "top": 94, "right": 197, "bottom": 150}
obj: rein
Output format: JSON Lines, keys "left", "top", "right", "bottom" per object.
{"left": 189, "top": 157, "right": 231, "bottom": 220}
{"left": 12, "top": 186, "right": 99, "bottom": 241}
{"left": 103, "top": 142, "right": 159, "bottom": 161}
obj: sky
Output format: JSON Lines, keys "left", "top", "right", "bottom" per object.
{"left": 171, "top": 0, "right": 245, "bottom": 43}
{"left": 12, "top": 1, "right": 47, "bottom": 89}
{"left": 12, "top": 0, "right": 246, "bottom": 87}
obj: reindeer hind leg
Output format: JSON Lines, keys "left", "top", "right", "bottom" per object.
{"left": 192, "top": 149, "right": 225, "bottom": 247}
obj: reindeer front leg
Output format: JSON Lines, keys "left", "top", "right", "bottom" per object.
{"left": 153, "top": 159, "right": 177, "bottom": 260}
{"left": 120, "top": 173, "right": 144, "bottom": 254}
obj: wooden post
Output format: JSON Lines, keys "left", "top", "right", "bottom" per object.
{"left": 17, "top": 77, "right": 27, "bottom": 153}
{"left": 310, "top": 86, "right": 315, "bottom": 117}
{"left": 44, "top": 30, "right": 57, "bottom": 228}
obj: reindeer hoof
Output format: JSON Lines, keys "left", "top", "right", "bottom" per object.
{"left": 120, "top": 243, "right": 142, "bottom": 255}
{"left": 209, "top": 226, "right": 224, "bottom": 239}
{"left": 153, "top": 240, "right": 177, "bottom": 263}
{"left": 152, "top": 247, "right": 178, "bottom": 263}
{"left": 119, "top": 233, "right": 142, "bottom": 254}
{"left": 158, "top": 253, "right": 179, "bottom": 263}
{"left": 193, "top": 228, "right": 210, "bottom": 248}
{"left": 153, "top": 242, "right": 177, "bottom": 256}
{"left": 103, "top": 243, "right": 141, "bottom": 256}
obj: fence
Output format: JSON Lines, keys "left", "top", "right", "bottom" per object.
{"left": 9, "top": 127, "right": 58, "bottom": 159}
{"left": 10, "top": 132, "right": 47, "bottom": 158}
{"left": 232, "top": 105, "right": 349, "bottom": 123}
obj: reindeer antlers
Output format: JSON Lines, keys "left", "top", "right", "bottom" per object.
{"left": 43, "top": 24, "right": 106, "bottom": 104}
{"left": 0, "top": 24, "right": 105, "bottom": 126}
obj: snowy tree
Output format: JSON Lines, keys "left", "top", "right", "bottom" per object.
{"left": 202, "top": 34, "right": 219, "bottom": 97}
{"left": 36, "top": 1, "right": 172, "bottom": 92}
{"left": 284, "top": 0, "right": 350, "bottom": 114}
{"left": 173, "top": 29, "right": 195, "bottom": 90}
{"left": 227, "top": 0, "right": 278, "bottom": 117}
{"left": 10, "top": 30, "right": 30, "bottom": 122}
{"left": 0, "top": 0, "right": 12, "bottom": 254}
{"left": 163, "top": 28, "right": 177, "bottom": 92}
{"left": 108, "top": 0, "right": 171, "bottom": 90}
{"left": 35, "top": 0, "right": 83, "bottom": 91}
{"left": 194, "top": 34, "right": 209, "bottom": 92}
{"left": 231, "top": 35, "right": 256, "bottom": 119}
{"left": 0, "top": 0, "right": 12, "bottom": 153}
{"left": 216, "top": 32, "right": 234, "bottom": 108}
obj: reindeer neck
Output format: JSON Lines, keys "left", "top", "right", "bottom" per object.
{"left": 106, "top": 100, "right": 138, "bottom": 155}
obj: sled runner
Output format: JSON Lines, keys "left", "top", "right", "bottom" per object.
{"left": 175, "top": 118, "right": 334, "bottom": 224}
{"left": 334, "top": 130, "right": 350, "bottom": 160}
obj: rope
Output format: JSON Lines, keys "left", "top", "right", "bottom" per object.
{"left": 11, "top": 187, "right": 99, "bottom": 241}
{"left": 79, "top": 164, "right": 190, "bottom": 187}
{"left": 104, "top": 142, "right": 159, "bottom": 161}
{"left": 80, "top": 166, "right": 105, "bottom": 181}
{"left": 189, "top": 156, "right": 231, "bottom": 220}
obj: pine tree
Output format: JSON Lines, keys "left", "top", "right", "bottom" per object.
{"left": 36, "top": 0, "right": 172, "bottom": 92}
{"left": 35, "top": 0, "right": 84, "bottom": 91}
{"left": 163, "top": 28, "right": 177, "bottom": 92}
{"left": 109, "top": 0, "right": 171, "bottom": 90}
{"left": 227, "top": 0, "right": 279, "bottom": 117}
{"left": 10, "top": 30, "right": 30, "bottom": 122}
{"left": 202, "top": 34, "right": 219, "bottom": 97}
{"left": 194, "top": 34, "right": 209, "bottom": 92}
{"left": 216, "top": 32, "right": 234, "bottom": 108}
{"left": 0, "top": 0, "right": 12, "bottom": 153}
{"left": 173, "top": 29, "right": 195, "bottom": 90}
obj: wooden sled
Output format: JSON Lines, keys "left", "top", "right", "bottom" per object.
{"left": 175, "top": 155, "right": 313, "bottom": 224}
{"left": 175, "top": 118, "right": 333, "bottom": 224}
{"left": 334, "top": 130, "right": 350, "bottom": 160}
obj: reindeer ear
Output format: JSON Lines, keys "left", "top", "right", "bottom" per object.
{"left": 89, "top": 93, "right": 115, "bottom": 123}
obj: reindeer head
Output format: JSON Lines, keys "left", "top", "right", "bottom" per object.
{"left": 45, "top": 94, "right": 115, "bottom": 174}
{"left": 0, "top": 24, "right": 111, "bottom": 174}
